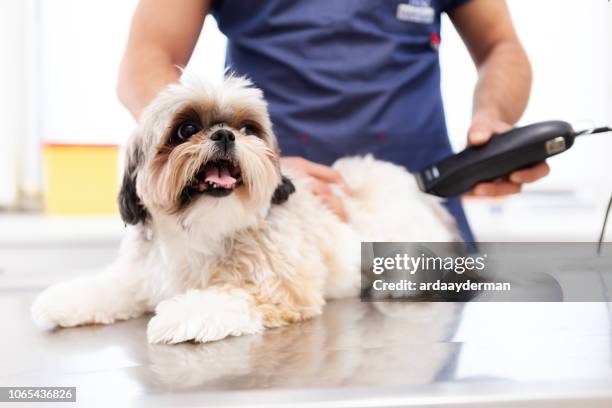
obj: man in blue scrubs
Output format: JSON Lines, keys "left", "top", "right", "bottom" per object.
{"left": 118, "top": 0, "right": 549, "bottom": 242}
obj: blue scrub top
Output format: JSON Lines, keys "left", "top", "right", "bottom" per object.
{"left": 211, "top": 0, "right": 475, "bottom": 242}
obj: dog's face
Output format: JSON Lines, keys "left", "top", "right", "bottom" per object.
{"left": 118, "top": 76, "right": 294, "bottom": 234}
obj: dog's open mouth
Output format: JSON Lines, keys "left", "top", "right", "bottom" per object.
{"left": 189, "top": 159, "right": 243, "bottom": 197}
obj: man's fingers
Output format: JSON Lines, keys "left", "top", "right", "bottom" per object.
{"left": 472, "top": 180, "right": 522, "bottom": 197}
{"left": 467, "top": 161, "right": 549, "bottom": 197}
{"left": 301, "top": 159, "right": 341, "bottom": 183}
{"left": 468, "top": 117, "right": 513, "bottom": 146}
{"left": 468, "top": 129, "right": 493, "bottom": 145}
{"left": 492, "top": 120, "right": 513, "bottom": 134}
{"left": 509, "top": 161, "right": 550, "bottom": 183}
{"left": 309, "top": 181, "right": 349, "bottom": 222}
{"left": 303, "top": 160, "right": 352, "bottom": 195}
{"left": 281, "top": 156, "right": 352, "bottom": 195}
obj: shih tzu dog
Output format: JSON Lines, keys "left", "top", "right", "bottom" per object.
{"left": 31, "top": 75, "right": 458, "bottom": 344}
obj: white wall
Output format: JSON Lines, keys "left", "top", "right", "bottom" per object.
{"left": 38, "top": 1, "right": 226, "bottom": 147}
{"left": 39, "top": 0, "right": 138, "bottom": 146}
{"left": 0, "top": 0, "right": 26, "bottom": 206}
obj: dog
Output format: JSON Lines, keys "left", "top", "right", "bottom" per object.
{"left": 31, "top": 75, "right": 459, "bottom": 344}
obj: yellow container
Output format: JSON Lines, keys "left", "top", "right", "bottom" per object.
{"left": 42, "top": 143, "right": 119, "bottom": 215}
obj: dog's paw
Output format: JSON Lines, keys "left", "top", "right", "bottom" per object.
{"left": 147, "top": 288, "right": 263, "bottom": 344}
{"left": 32, "top": 281, "right": 101, "bottom": 328}
{"left": 31, "top": 277, "right": 141, "bottom": 328}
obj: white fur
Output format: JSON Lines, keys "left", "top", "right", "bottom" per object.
{"left": 31, "top": 76, "right": 459, "bottom": 344}
{"left": 147, "top": 287, "right": 263, "bottom": 344}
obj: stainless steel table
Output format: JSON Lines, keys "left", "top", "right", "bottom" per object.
{"left": 1, "top": 290, "right": 611, "bottom": 407}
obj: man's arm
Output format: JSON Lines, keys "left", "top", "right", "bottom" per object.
{"left": 450, "top": 0, "right": 549, "bottom": 196}
{"left": 117, "top": 0, "right": 210, "bottom": 119}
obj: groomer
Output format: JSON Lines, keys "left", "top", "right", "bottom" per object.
{"left": 118, "top": 0, "right": 549, "bottom": 242}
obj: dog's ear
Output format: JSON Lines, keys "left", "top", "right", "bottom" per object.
{"left": 271, "top": 175, "right": 296, "bottom": 205}
{"left": 118, "top": 137, "right": 149, "bottom": 225}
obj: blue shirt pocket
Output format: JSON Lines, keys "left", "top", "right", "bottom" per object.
{"left": 361, "top": 0, "right": 440, "bottom": 37}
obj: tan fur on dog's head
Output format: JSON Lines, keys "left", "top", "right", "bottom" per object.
{"left": 118, "top": 76, "right": 294, "bottom": 235}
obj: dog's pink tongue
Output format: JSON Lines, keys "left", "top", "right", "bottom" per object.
{"left": 204, "top": 164, "right": 236, "bottom": 188}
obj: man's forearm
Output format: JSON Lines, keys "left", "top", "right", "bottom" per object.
{"left": 472, "top": 40, "right": 532, "bottom": 124}
{"left": 117, "top": 0, "right": 209, "bottom": 119}
{"left": 117, "top": 48, "right": 181, "bottom": 119}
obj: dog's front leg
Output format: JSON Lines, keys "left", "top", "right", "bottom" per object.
{"left": 31, "top": 263, "right": 148, "bottom": 329}
{"left": 147, "top": 280, "right": 325, "bottom": 344}
{"left": 146, "top": 286, "right": 264, "bottom": 344}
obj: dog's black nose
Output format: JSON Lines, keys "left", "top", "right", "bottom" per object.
{"left": 210, "top": 129, "right": 235, "bottom": 144}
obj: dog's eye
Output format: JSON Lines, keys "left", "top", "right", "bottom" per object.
{"left": 240, "top": 124, "right": 257, "bottom": 136}
{"left": 177, "top": 122, "right": 201, "bottom": 140}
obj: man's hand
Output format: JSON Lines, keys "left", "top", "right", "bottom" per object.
{"left": 281, "top": 157, "right": 351, "bottom": 222}
{"left": 466, "top": 113, "right": 550, "bottom": 197}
